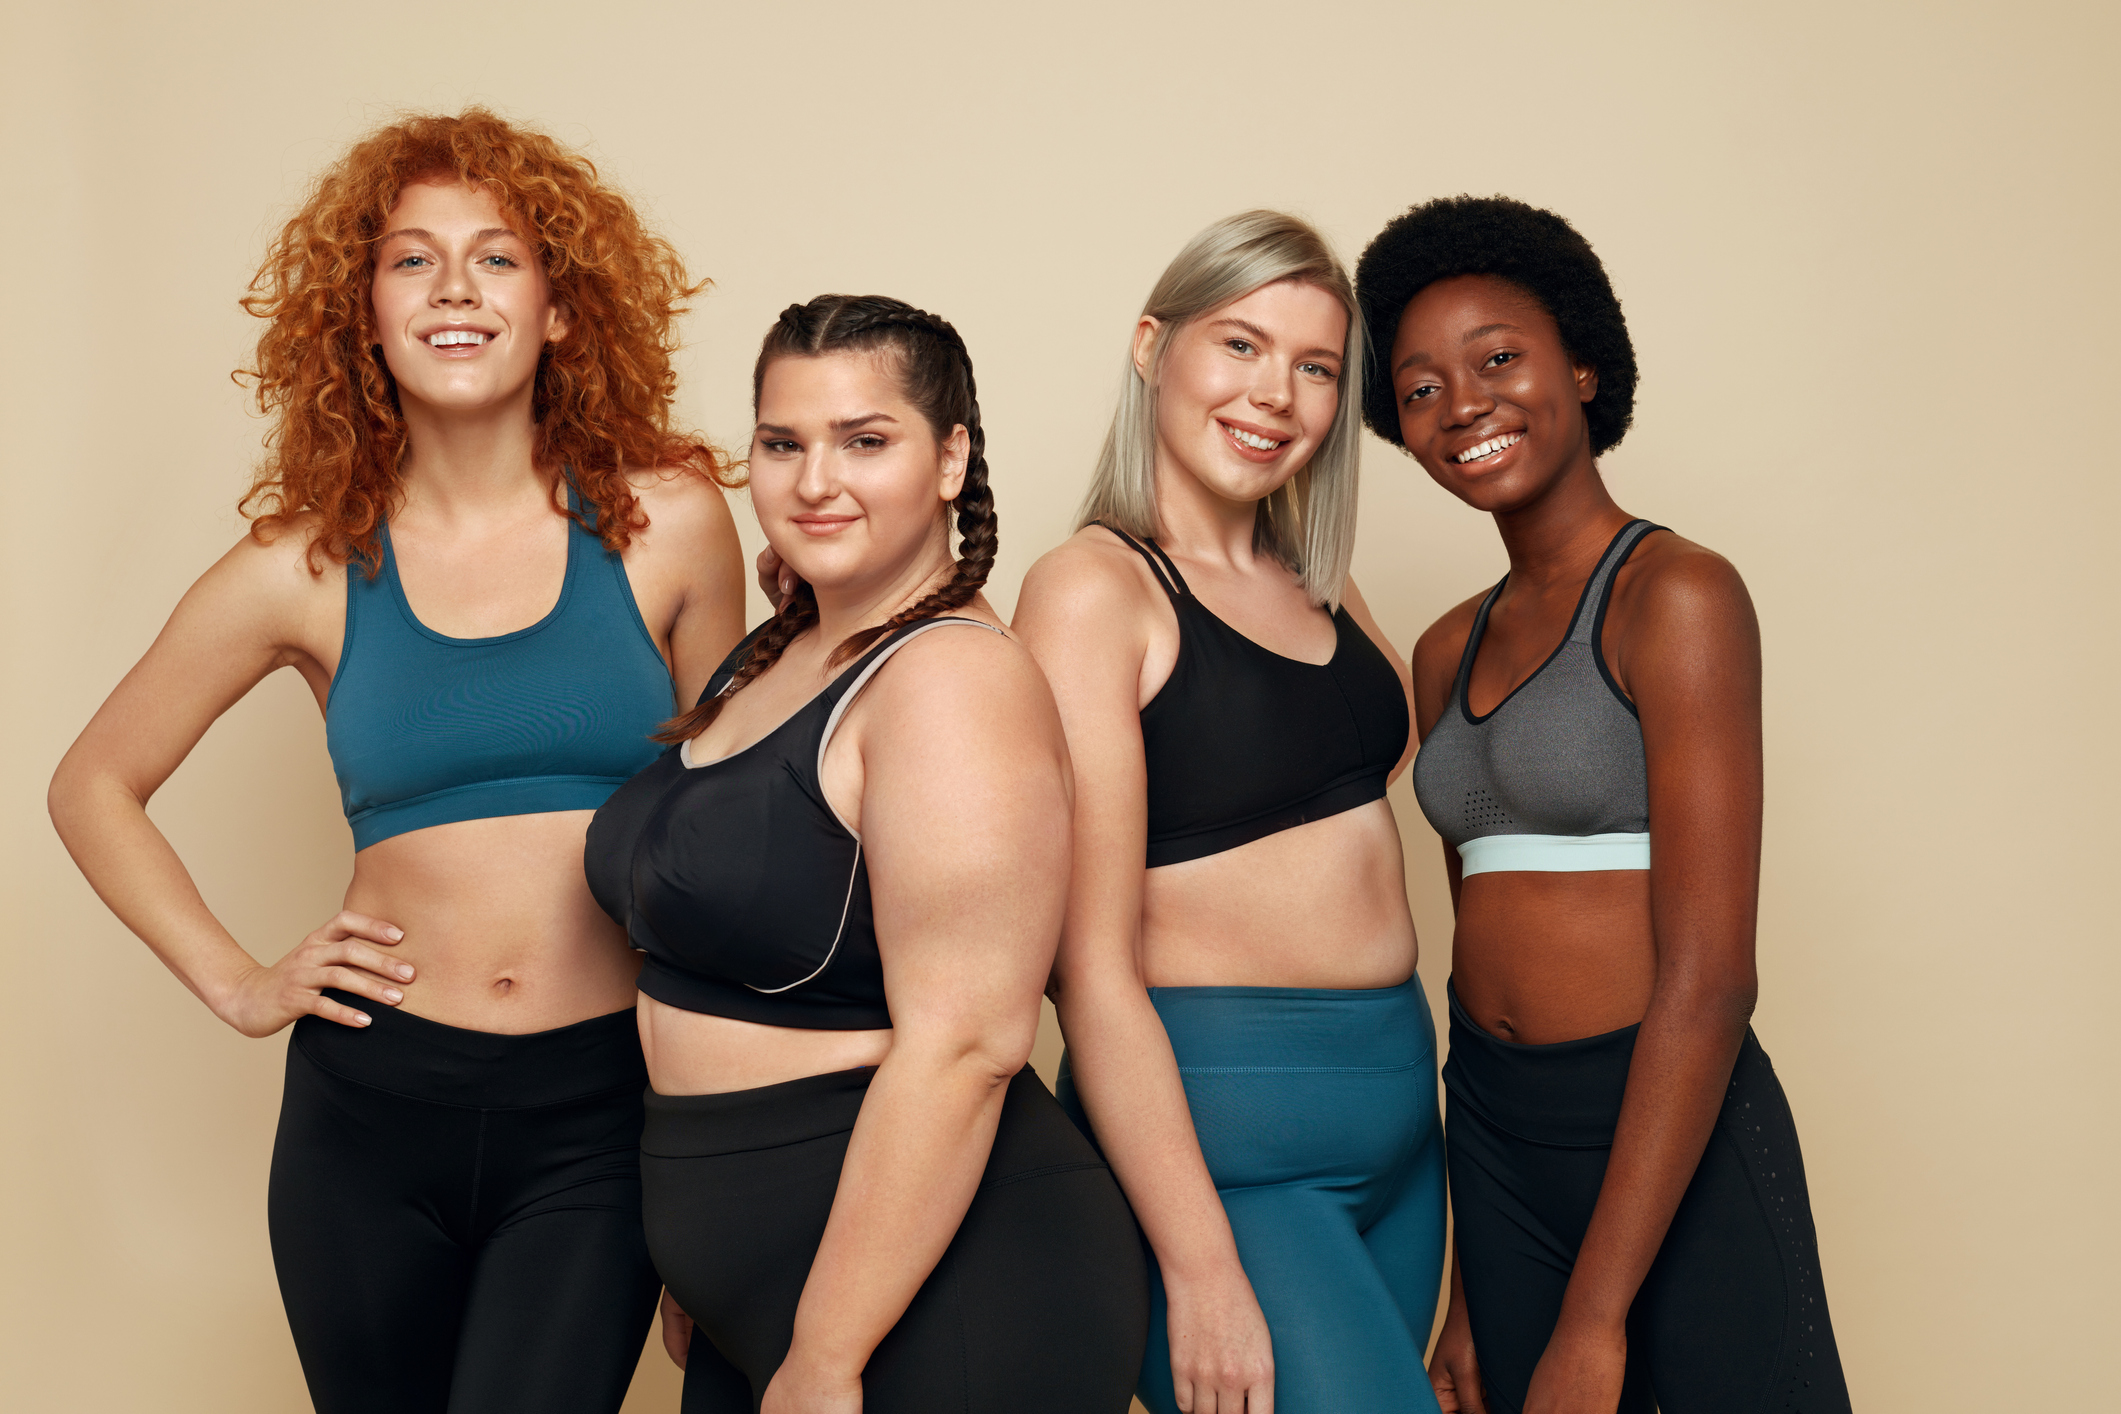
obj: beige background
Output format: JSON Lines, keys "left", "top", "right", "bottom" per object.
{"left": 4, "top": 1, "right": 2116, "bottom": 1409}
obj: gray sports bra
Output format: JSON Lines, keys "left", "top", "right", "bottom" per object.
{"left": 1411, "top": 520, "right": 1664, "bottom": 876}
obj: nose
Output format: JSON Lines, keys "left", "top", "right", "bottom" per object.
{"left": 1444, "top": 371, "right": 1494, "bottom": 430}
{"left": 794, "top": 443, "right": 837, "bottom": 504}
{"left": 1250, "top": 355, "right": 1295, "bottom": 415}
{"left": 432, "top": 255, "right": 480, "bottom": 308}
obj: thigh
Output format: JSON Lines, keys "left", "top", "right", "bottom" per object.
{"left": 1634, "top": 1040, "right": 1852, "bottom": 1414}
{"left": 867, "top": 1078, "right": 1148, "bottom": 1414}
{"left": 1216, "top": 1183, "right": 1439, "bottom": 1414}
{"left": 1361, "top": 1098, "right": 1449, "bottom": 1357}
{"left": 446, "top": 1194, "right": 662, "bottom": 1414}
{"left": 268, "top": 1042, "right": 472, "bottom": 1414}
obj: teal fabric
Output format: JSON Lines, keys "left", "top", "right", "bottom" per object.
{"left": 1060, "top": 977, "right": 1447, "bottom": 1414}
{"left": 326, "top": 499, "right": 675, "bottom": 850}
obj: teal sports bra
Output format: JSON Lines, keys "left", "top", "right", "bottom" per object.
{"left": 325, "top": 493, "right": 677, "bottom": 850}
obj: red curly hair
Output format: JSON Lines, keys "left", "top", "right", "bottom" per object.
{"left": 238, "top": 107, "right": 737, "bottom": 572}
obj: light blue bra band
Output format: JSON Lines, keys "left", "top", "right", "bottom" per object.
{"left": 1458, "top": 832, "right": 1651, "bottom": 876}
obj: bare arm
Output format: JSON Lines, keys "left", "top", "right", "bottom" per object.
{"left": 627, "top": 470, "right": 747, "bottom": 706}
{"left": 47, "top": 530, "right": 410, "bottom": 1035}
{"left": 766, "top": 628, "right": 1072, "bottom": 1409}
{"left": 1015, "top": 542, "right": 1275, "bottom": 1414}
{"left": 1524, "top": 547, "right": 1762, "bottom": 1413}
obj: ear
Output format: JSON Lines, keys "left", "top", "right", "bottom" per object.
{"left": 1130, "top": 316, "right": 1163, "bottom": 382}
{"left": 546, "top": 296, "right": 573, "bottom": 346}
{"left": 937, "top": 425, "right": 970, "bottom": 502}
{"left": 1574, "top": 358, "right": 1598, "bottom": 404}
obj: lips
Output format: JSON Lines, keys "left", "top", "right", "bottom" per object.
{"left": 423, "top": 328, "right": 494, "bottom": 348}
{"left": 1451, "top": 431, "right": 1523, "bottom": 465}
{"left": 1219, "top": 419, "right": 1292, "bottom": 460}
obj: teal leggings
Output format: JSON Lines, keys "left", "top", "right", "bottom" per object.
{"left": 1061, "top": 977, "right": 1447, "bottom": 1414}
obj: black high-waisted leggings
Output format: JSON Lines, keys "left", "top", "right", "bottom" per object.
{"left": 1443, "top": 983, "right": 1851, "bottom": 1414}
{"left": 268, "top": 993, "right": 661, "bottom": 1413}
{"left": 641, "top": 1066, "right": 1150, "bottom": 1414}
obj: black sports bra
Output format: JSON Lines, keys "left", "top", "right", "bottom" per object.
{"left": 1098, "top": 525, "right": 1409, "bottom": 868}
{"left": 584, "top": 616, "right": 1002, "bottom": 1029}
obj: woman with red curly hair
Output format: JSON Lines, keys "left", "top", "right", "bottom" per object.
{"left": 48, "top": 109, "right": 744, "bottom": 1411}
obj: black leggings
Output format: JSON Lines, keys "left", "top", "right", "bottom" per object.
{"left": 641, "top": 1066, "right": 1149, "bottom": 1414}
{"left": 268, "top": 994, "right": 661, "bottom": 1414}
{"left": 1443, "top": 984, "right": 1851, "bottom": 1414}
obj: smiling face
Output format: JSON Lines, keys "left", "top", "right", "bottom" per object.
{"left": 1145, "top": 278, "right": 1348, "bottom": 507}
{"left": 369, "top": 179, "right": 566, "bottom": 419}
{"left": 750, "top": 350, "right": 968, "bottom": 603}
{"left": 1389, "top": 274, "right": 1599, "bottom": 514}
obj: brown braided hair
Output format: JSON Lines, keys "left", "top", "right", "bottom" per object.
{"left": 654, "top": 295, "right": 997, "bottom": 742}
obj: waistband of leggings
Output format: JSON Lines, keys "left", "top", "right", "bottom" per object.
{"left": 642, "top": 1065, "right": 876, "bottom": 1157}
{"left": 1440, "top": 979, "right": 1640, "bottom": 1147}
{"left": 293, "top": 991, "right": 645, "bottom": 1109}
{"left": 1148, "top": 973, "right": 1434, "bottom": 1072}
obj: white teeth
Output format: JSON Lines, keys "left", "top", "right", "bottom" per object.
{"left": 1225, "top": 424, "right": 1285, "bottom": 451}
{"left": 427, "top": 330, "right": 490, "bottom": 347}
{"left": 1453, "top": 432, "right": 1522, "bottom": 464}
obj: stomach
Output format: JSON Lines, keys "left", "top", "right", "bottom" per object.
{"left": 637, "top": 998, "right": 894, "bottom": 1096}
{"left": 1448, "top": 870, "right": 1656, "bottom": 1044}
{"left": 342, "top": 810, "right": 643, "bottom": 1034}
{"left": 1139, "top": 798, "right": 1418, "bottom": 990}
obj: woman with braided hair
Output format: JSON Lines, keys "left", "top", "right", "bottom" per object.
{"left": 586, "top": 294, "right": 1150, "bottom": 1414}
{"left": 1014, "top": 211, "right": 1447, "bottom": 1414}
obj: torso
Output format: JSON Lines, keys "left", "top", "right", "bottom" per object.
{"left": 1096, "top": 529, "right": 1418, "bottom": 991}
{"left": 1414, "top": 518, "right": 1686, "bottom": 1043}
{"left": 280, "top": 475, "right": 732, "bottom": 1034}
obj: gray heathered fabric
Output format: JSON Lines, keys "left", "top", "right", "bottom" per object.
{"left": 1411, "top": 522, "right": 1659, "bottom": 850}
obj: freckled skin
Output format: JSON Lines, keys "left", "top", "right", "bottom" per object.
{"left": 1394, "top": 275, "right": 1766, "bottom": 1414}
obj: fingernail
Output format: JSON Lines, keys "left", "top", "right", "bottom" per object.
{"left": 396, "top": 965, "right": 414, "bottom": 979}
{"left": 386, "top": 927, "right": 404, "bottom": 941}
{"left": 384, "top": 989, "right": 403, "bottom": 1003}
{"left": 355, "top": 1014, "right": 372, "bottom": 1026}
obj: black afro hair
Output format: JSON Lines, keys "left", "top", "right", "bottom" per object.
{"left": 1355, "top": 195, "right": 1637, "bottom": 456}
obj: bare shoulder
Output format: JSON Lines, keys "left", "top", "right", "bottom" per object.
{"left": 1411, "top": 588, "right": 1489, "bottom": 683}
{"left": 625, "top": 466, "right": 737, "bottom": 548}
{"left": 1014, "top": 526, "right": 1160, "bottom": 634}
{"left": 1616, "top": 530, "right": 1755, "bottom": 634}
{"left": 867, "top": 619, "right": 1056, "bottom": 730}
{"left": 211, "top": 513, "right": 343, "bottom": 613}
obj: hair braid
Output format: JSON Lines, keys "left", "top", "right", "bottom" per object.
{"left": 653, "top": 296, "right": 996, "bottom": 742}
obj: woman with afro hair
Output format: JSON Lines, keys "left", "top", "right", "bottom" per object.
{"left": 1356, "top": 196, "right": 1851, "bottom": 1414}
{"left": 48, "top": 110, "right": 746, "bottom": 1412}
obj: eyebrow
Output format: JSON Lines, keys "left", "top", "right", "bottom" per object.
{"left": 1393, "top": 322, "right": 1526, "bottom": 375}
{"left": 755, "top": 412, "right": 900, "bottom": 436}
{"left": 376, "top": 227, "right": 524, "bottom": 246}
{"left": 1208, "top": 316, "right": 1341, "bottom": 363}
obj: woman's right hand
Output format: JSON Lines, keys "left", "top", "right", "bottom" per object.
{"left": 213, "top": 910, "right": 411, "bottom": 1037}
{"left": 1164, "top": 1265, "right": 1274, "bottom": 1413}
{"left": 1428, "top": 1297, "right": 1486, "bottom": 1413}
{"left": 756, "top": 544, "right": 796, "bottom": 611}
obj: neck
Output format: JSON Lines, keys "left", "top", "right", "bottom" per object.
{"left": 1492, "top": 453, "right": 1632, "bottom": 590}
{"left": 809, "top": 530, "right": 959, "bottom": 654}
{"left": 395, "top": 389, "right": 550, "bottom": 526}
{"left": 1150, "top": 448, "right": 1272, "bottom": 572}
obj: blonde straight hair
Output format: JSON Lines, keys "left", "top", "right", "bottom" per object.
{"left": 1076, "top": 210, "right": 1366, "bottom": 608}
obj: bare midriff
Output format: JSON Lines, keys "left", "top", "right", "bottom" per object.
{"left": 1138, "top": 798, "right": 1418, "bottom": 991}
{"left": 342, "top": 809, "right": 642, "bottom": 1034}
{"left": 637, "top": 1000, "right": 894, "bottom": 1096}
{"left": 1449, "top": 870, "right": 1656, "bottom": 1045}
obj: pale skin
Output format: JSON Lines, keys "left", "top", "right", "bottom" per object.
{"left": 1389, "top": 277, "right": 1761, "bottom": 1414}
{"left": 47, "top": 177, "right": 745, "bottom": 1044}
{"left": 1007, "top": 279, "right": 1421, "bottom": 1414}
{"left": 642, "top": 349, "right": 1072, "bottom": 1414}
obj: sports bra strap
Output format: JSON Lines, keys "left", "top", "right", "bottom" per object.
{"left": 1568, "top": 520, "right": 1660, "bottom": 645}
{"left": 1452, "top": 580, "right": 1506, "bottom": 706}
{"left": 815, "top": 617, "right": 1007, "bottom": 831}
{"left": 1093, "top": 521, "right": 1191, "bottom": 599}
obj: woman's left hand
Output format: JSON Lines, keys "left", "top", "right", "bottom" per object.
{"left": 1520, "top": 1321, "right": 1627, "bottom": 1414}
{"left": 760, "top": 1351, "right": 863, "bottom": 1414}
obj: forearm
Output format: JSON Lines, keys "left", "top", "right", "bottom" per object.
{"left": 1555, "top": 972, "right": 1753, "bottom": 1333}
{"left": 49, "top": 768, "right": 259, "bottom": 1014}
{"left": 1057, "top": 972, "right": 1244, "bottom": 1285}
{"left": 782, "top": 1038, "right": 1019, "bottom": 1379}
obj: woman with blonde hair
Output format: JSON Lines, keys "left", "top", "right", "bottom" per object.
{"left": 47, "top": 109, "right": 745, "bottom": 1411}
{"left": 1014, "top": 211, "right": 1447, "bottom": 1414}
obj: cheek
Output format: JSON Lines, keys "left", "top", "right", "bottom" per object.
{"left": 1298, "top": 383, "right": 1341, "bottom": 443}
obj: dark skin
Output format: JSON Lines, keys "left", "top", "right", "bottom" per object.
{"left": 1394, "top": 276, "right": 1762, "bottom": 1414}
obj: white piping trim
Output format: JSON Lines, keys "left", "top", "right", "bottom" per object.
{"left": 746, "top": 841, "right": 864, "bottom": 994}
{"left": 814, "top": 617, "right": 1004, "bottom": 839}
